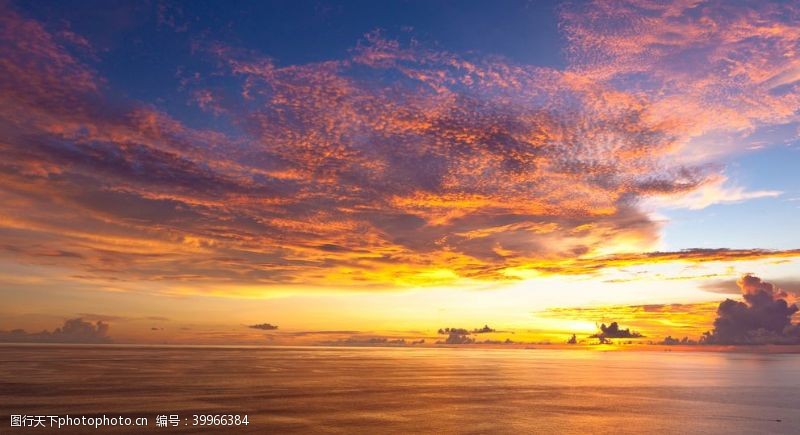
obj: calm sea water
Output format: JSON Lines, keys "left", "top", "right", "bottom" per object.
{"left": 1, "top": 345, "right": 799, "bottom": 434}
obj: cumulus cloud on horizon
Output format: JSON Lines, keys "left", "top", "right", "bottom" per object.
{"left": 702, "top": 275, "right": 800, "bottom": 345}
{"left": 0, "top": 318, "right": 112, "bottom": 344}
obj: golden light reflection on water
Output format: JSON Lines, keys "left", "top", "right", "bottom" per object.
{"left": 1, "top": 345, "right": 798, "bottom": 434}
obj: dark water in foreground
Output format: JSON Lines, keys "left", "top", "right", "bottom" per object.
{"left": 1, "top": 345, "right": 799, "bottom": 434}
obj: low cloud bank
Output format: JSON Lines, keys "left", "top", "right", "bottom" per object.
{"left": 590, "top": 322, "right": 644, "bottom": 343}
{"left": 437, "top": 325, "right": 496, "bottom": 335}
{"left": 248, "top": 323, "right": 278, "bottom": 330}
{"left": 435, "top": 325, "right": 509, "bottom": 344}
{"left": 661, "top": 336, "right": 698, "bottom": 345}
{"left": 440, "top": 333, "right": 474, "bottom": 344}
{"left": 0, "top": 318, "right": 111, "bottom": 343}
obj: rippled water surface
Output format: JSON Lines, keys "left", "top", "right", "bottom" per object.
{"left": 1, "top": 345, "right": 799, "bottom": 433}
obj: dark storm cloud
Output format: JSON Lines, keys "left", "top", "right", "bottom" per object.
{"left": 702, "top": 275, "right": 800, "bottom": 345}
{"left": 0, "top": 318, "right": 111, "bottom": 343}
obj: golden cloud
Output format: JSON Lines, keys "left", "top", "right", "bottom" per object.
{"left": 0, "top": 2, "right": 797, "bottom": 293}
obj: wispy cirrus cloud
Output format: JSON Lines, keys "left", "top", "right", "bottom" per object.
{"left": 647, "top": 175, "right": 782, "bottom": 210}
{"left": 0, "top": 1, "right": 797, "bottom": 295}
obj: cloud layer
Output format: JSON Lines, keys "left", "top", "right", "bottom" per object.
{"left": 0, "top": 1, "right": 798, "bottom": 293}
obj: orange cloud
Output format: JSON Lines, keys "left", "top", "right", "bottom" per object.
{"left": 561, "top": 0, "right": 800, "bottom": 158}
{"left": 524, "top": 249, "right": 800, "bottom": 276}
{"left": 0, "top": 2, "right": 796, "bottom": 294}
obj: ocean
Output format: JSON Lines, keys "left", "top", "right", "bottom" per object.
{"left": 1, "top": 345, "right": 798, "bottom": 433}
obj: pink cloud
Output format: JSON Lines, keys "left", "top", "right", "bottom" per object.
{"left": 0, "top": 1, "right": 797, "bottom": 293}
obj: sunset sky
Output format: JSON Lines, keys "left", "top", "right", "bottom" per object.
{"left": 1, "top": 0, "right": 799, "bottom": 345}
